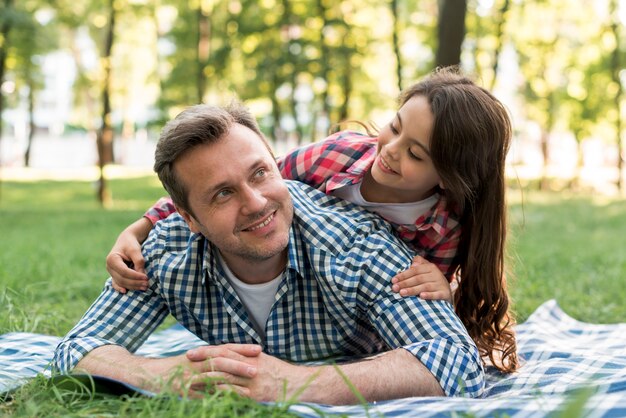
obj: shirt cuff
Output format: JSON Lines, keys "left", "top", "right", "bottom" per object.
{"left": 53, "top": 337, "right": 117, "bottom": 373}
{"left": 402, "top": 339, "right": 485, "bottom": 398}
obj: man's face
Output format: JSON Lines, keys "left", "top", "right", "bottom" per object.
{"left": 174, "top": 124, "right": 293, "bottom": 270}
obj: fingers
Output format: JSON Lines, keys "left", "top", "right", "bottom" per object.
{"left": 185, "top": 344, "right": 262, "bottom": 381}
{"left": 391, "top": 260, "right": 453, "bottom": 303}
{"left": 192, "top": 356, "right": 258, "bottom": 379}
{"left": 106, "top": 252, "right": 149, "bottom": 291}
{"left": 111, "top": 281, "right": 128, "bottom": 294}
{"left": 417, "top": 290, "right": 453, "bottom": 303}
{"left": 395, "top": 281, "right": 442, "bottom": 297}
{"left": 392, "top": 264, "right": 429, "bottom": 285}
{"left": 187, "top": 373, "right": 252, "bottom": 397}
{"left": 186, "top": 344, "right": 262, "bottom": 362}
{"left": 411, "top": 255, "right": 426, "bottom": 265}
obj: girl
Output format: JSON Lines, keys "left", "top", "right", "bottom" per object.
{"left": 106, "top": 67, "right": 518, "bottom": 373}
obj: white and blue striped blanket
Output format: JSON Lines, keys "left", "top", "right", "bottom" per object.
{"left": 1, "top": 300, "right": 625, "bottom": 417}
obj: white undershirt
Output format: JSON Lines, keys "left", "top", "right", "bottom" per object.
{"left": 218, "top": 253, "right": 282, "bottom": 340}
{"left": 330, "top": 181, "right": 438, "bottom": 228}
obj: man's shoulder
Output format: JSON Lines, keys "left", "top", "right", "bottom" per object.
{"left": 144, "top": 213, "right": 198, "bottom": 258}
{"left": 285, "top": 180, "right": 412, "bottom": 258}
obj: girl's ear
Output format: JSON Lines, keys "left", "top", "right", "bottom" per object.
{"left": 439, "top": 180, "right": 446, "bottom": 190}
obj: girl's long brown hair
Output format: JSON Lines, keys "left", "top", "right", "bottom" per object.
{"left": 400, "top": 67, "right": 518, "bottom": 373}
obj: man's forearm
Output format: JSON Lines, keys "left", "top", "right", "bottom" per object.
{"left": 289, "top": 348, "right": 443, "bottom": 404}
{"left": 74, "top": 345, "right": 190, "bottom": 391}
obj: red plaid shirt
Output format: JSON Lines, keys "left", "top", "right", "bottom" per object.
{"left": 145, "top": 131, "right": 461, "bottom": 279}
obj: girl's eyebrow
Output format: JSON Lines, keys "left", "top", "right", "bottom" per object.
{"left": 397, "top": 113, "right": 431, "bottom": 156}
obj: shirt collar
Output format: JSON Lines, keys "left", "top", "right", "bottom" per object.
{"left": 198, "top": 226, "right": 302, "bottom": 283}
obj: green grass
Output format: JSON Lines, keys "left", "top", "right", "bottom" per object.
{"left": 0, "top": 176, "right": 168, "bottom": 335}
{"left": 507, "top": 189, "right": 626, "bottom": 323}
{"left": 1, "top": 177, "right": 626, "bottom": 415}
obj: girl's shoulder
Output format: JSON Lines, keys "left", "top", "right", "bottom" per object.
{"left": 323, "top": 130, "right": 378, "bottom": 147}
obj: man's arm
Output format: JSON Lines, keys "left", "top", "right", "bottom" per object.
{"left": 75, "top": 344, "right": 262, "bottom": 396}
{"left": 52, "top": 280, "right": 170, "bottom": 373}
{"left": 54, "top": 215, "right": 184, "bottom": 374}
{"left": 187, "top": 344, "right": 442, "bottom": 404}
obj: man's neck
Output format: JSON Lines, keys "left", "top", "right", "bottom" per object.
{"left": 218, "top": 250, "right": 288, "bottom": 285}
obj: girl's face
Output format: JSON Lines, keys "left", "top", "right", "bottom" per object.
{"left": 369, "top": 95, "right": 443, "bottom": 203}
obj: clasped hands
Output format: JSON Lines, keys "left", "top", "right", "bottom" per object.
{"left": 164, "top": 343, "right": 302, "bottom": 401}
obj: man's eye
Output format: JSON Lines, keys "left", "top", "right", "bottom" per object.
{"left": 255, "top": 168, "right": 267, "bottom": 178}
{"left": 216, "top": 189, "right": 232, "bottom": 199}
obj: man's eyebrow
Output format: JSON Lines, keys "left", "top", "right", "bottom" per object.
{"left": 201, "top": 157, "right": 269, "bottom": 197}
{"left": 397, "top": 113, "right": 431, "bottom": 156}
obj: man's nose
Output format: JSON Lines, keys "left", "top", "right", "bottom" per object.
{"left": 240, "top": 185, "right": 267, "bottom": 215}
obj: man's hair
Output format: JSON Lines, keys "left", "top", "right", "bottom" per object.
{"left": 154, "top": 101, "right": 269, "bottom": 213}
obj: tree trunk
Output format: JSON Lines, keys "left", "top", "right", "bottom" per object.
{"left": 0, "top": 0, "right": 15, "bottom": 201}
{"left": 539, "top": 128, "right": 550, "bottom": 190}
{"left": 490, "top": 0, "right": 510, "bottom": 90}
{"left": 610, "top": 0, "right": 623, "bottom": 193}
{"left": 314, "top": 0, "right": 330, "bottom": 142}
{"left": 96, "top": 0, "right": 116, "bottom": 206}
{"left": 338, "top": 55, "right": 352, "bottom": 122}
{"left": 435, "top": 0, "right": 467, "bottom": 68}
{"left": 390, "top": 0, "right": 403, "bottom": 91}
{"left": 24, "top": 78, "right": 35, "bottom": 167}
{"left": 197, "top": 3, "right": 211, "bottom": 103}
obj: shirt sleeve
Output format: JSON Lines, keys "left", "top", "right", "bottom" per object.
{"left": 143, "top": 197, "right": 177, "bottom": 225}
{"left": 53, "top": 225, "right": 172, "bottom": 373}
{"left": 355, "top": 232, "right": 483, "bottom": 397}
{"left": 369, "top": 295, "right": 484, "bottom": 397}
{"left": 276, "top": 134, "right": 338, "bottom": 189}
{"left": 420, "top": 225, "right": 461, "bottom": 281}
{"left": 276, "top": 131, "right": 373, "bottom": 191}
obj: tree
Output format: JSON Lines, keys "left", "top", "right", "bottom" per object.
{"left": 609, "top": 0, "right": 624, "bottom": 192}
{"left": 0, "top": 0, "right": 15, "bottom": 182}
{"left": 435, "top": 0, "right": 467, "bottom": 68}
{"left": 390, "top": 0, "right": 403, "bottom": 91}
{"left": 10, "top": 5, "right": 58, "bottom": 166}
{"left": 95, "top": 0, "right": 116, "bottom": 205}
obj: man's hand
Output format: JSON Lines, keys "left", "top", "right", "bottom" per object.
{"left": 187, "top": 345, "right": 443, "bottom": 404}
{"left": 106, "top": 218, "right": 153, "bottom": 293}
{"left": 186, "top": 345, "right": 300, "bottom": 401}
{"left": 391, "top": 256, "right": 453, "bottom": 304}
{"left": 75, "top": 344, "right": 263, "bottom": 398}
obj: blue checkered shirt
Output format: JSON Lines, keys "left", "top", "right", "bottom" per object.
{"left": 53, "top": 181, "right": 484, "bottom": 397}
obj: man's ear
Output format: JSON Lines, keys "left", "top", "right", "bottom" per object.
{"left": 176, "top": 205, "right": 201, "bottom": 234}
{"left": 438, "top": 180, "right": 446, "bottom": 190}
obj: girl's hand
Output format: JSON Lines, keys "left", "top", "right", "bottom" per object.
{"left": 106, "top": 218, "right": 153, "bottom": 293}
{"left": 391, "top": 255, "right": 453, "bottom": 304}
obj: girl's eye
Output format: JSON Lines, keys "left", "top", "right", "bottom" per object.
{"left": 389, "top": 123, "right": 399, "bottom": 135}
{"left": 408, "top": 150, "right": 422, "bottom": 161}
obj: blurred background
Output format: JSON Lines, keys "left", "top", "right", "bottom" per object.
{"left": 1, "top": 0, "right": 625, "bottom": 203}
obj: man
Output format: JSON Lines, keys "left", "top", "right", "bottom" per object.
{"left": 54, "top": 102, "right": 483, "bottom": 404}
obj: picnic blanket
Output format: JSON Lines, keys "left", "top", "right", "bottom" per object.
{"left": 1, "top": 299, "right": 626, "bottom": 417}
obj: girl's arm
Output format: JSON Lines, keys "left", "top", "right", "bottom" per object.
{"left": 106, "top": 197, "right": 175, "bottom": 292}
